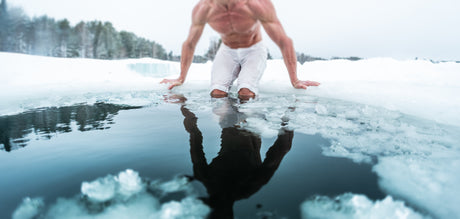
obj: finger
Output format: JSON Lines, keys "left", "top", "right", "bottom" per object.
{"left": 160, "top": 79, "right": 169, "bottom": 84}
{"left": 307, "top": 81, "right": 321, "bottom": 86}
{"left": 296, "top": 83, "right": 307, "bottom": 89}
{"left": 168, "top": 84, "right": 176, "bottom": 90}
{"left": 302, "top": 81, "right": 319, "bottom": 86}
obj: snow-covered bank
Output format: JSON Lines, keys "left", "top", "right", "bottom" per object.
{"left": 1, "top": 52, "right": 459, "bottom": 126}
{"left": 264, "top": 58, "right": 460, "bottom": 127}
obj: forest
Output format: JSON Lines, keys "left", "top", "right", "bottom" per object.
{"left": 0, "top": 0, "right": 362, "bottom": 64}
{"left": 0, "top": 0, "right": 189, "bottom": 61}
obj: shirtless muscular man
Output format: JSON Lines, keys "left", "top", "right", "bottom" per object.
{"left": 161, "top": 0, "right": 320, "bottom": 99}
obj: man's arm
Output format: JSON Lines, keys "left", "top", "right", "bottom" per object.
{"left": 250, "top": 0, "right": 320, "bottom": 89}
{"left": 161, "top": 2, "right": 208, "bottom": 90}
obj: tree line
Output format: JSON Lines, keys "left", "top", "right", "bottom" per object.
{"left": 0, "top": 1, "right": 172, "bottom": 60}
{"left": 0, "top": 0, "right": 361, "bottom": 63}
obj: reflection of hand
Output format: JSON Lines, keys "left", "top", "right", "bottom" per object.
{"left": 163, "top": 93, "right": 187, "bottom": 104}
{"left": 160, "top": 78, "right": 184, "bottom": 90}
{"left": 292, "top": 80, "right": 320, "bottom": 89}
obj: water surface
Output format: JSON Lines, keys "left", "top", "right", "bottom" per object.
{"left": 0, "top": 99, "right": 387, "bottom": 218}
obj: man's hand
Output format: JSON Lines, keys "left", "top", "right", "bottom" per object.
{"left": 292, "top": 80, "right": 320, "bottom": 89}
{"left": 160, "top": 78, "right": 184, "bottom": 90}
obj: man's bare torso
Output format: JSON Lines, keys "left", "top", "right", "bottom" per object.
{"left": 161, "top": 0, "right": 320, "bottom": 93}
{"left": 201, "top": 0, "right": 262, "bottom": 48}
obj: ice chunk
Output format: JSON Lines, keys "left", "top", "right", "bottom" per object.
{"left": 153, "top": 197, "right": 211, "bottom": 219}
{"left": 116, "top": 169, "right": 144, "bottom": 198}
{"left": 375, "top": 156, "right": 460, "bottom": 218}
{"left": 12, "top": 197, "right": 44, "bottom": 219}
{"left": 156, "top": 176, "right": 191, "bottom": 193}
{"left": 81, "top": 169, "right": 143, "bottom": 202}
{"left": 301, "top": 193, "right": 426, "bottom": 219}
{"left": 14, "top": 169, "right": 210, "bottom": 219}
{"left": 128, "top": 61, "right": 179, "bottom": 78}
{"left": 81, "top": 175, "right": 117, "bottom": 202}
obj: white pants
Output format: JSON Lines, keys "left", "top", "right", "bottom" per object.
{"left": 211, "top": 41, "right": 267, "bottom": 95}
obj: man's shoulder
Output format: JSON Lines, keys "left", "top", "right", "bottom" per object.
{"left": 247, "top": 0, "right": 273, "bottom": 9}
{"left": 247, "top": 0, "right": 276, "bottom": 21}
{"left": 194, "top": 0, "right": 214, "bottom": 11}
{"left": 192, "top": 0, "right": 213, "bottom": 24}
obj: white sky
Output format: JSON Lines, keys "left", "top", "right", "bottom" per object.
{"left": 7, "top": 0, "right": 460, "bottom": 60}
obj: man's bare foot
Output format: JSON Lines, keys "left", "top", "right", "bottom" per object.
{"left": 238, "top": 88, "right": 255, "bottom": 101}
{"left": 211, "top": 89, "right": 228, "bottom": 98}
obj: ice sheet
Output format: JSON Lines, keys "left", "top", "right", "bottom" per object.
{"left": 234, "top": 95, "right": 460, "bottom": 218}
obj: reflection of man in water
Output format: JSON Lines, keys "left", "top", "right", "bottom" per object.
{"left": 180, "top": 98, "right": 293, "bottom": 218}
{"left": 161, "top": 0, "right": 320, "bottom": 100}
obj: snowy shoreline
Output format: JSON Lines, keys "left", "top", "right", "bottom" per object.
{"left": 1, "top": 52, "right": 459, "bottom": 127}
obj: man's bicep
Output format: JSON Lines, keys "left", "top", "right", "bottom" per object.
{"left": 185, "top": 2, "right": 208, "bottom": 47}
{"left": 262, "top": 20, "right": 288, "bottom": 46}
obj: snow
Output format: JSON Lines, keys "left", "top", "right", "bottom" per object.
{"left": 3, "top": 52, "right": 460, "bottom": 218}
{"left": 1, "top": 52, "right": 459, "bottom": 126}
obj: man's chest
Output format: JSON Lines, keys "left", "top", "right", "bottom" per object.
{"left": 207, "top": 5, "right": 259, "bottom": 35}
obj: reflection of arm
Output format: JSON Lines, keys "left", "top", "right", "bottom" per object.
{"left": 263, "top": 129, "right": 293, "bottom": 168}
{"left": 253, "top": 129, "right": 293, "bottom": 184}
{"left": 181, "top": 106, "right": 208, "bottom": 179}
{"left": 238, "top": 128, "right": 293, "bottom": 199}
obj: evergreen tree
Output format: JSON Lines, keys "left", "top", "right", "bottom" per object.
{"left": 152, "top": 41, "right": 166, "bottom": 59}
{"left": 120, "top": 31, "right": 136, "bottom": 58}
{"left": 6, "top": 7, "right": 29, "bottom": 53}
{"left": 32, "top": 16, "right": 57, "bottom": 56}
{"left": 0, "top": 0, "right": 6, "bottom": 12}
{"left": 56, "top": 19, "right": 70, "bottom": 57}
{"left": 91, "top": 21, "right": 103, "bottom": 58}
{"left": 296, "top": 52, "right": 326, "bottom": 64}
{"left": 0, "top": 0, "right": 9, "bottom": 51}
{"left": 205, "top": 38, "right": 221, "bottom": 61}
{"left": 102, "top": 22, "right": 121, "bottom": 59}
{"left": 73, "top": 21, "right": 92, "bottom": 58}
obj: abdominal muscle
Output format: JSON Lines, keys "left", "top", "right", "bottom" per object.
{"left": 219, "top": 27, "right": 262, "bottom": 49}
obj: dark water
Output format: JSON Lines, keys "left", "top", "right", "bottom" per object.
{"left": 0, "top": 100, "right": 385, "bottom": 218}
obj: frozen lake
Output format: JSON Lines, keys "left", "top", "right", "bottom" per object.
{"left": 1, "top": 100, "right": 388, "bottom": 218}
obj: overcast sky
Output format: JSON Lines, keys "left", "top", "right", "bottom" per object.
{"left": 8, "top": 0, "right": 460, "bottom": 60}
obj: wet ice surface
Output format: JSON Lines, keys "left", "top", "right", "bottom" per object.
{"left": 1, "top": 96, "right": 458, "bottom": 218}
{"left": 188, "top": 95, "right": 460, "bottom": 218}
{"left": 1, "top": 53, "right": 460, "bottom": 218}
{"left": 0, "top": 101, "right": 382, "bottom": 219}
